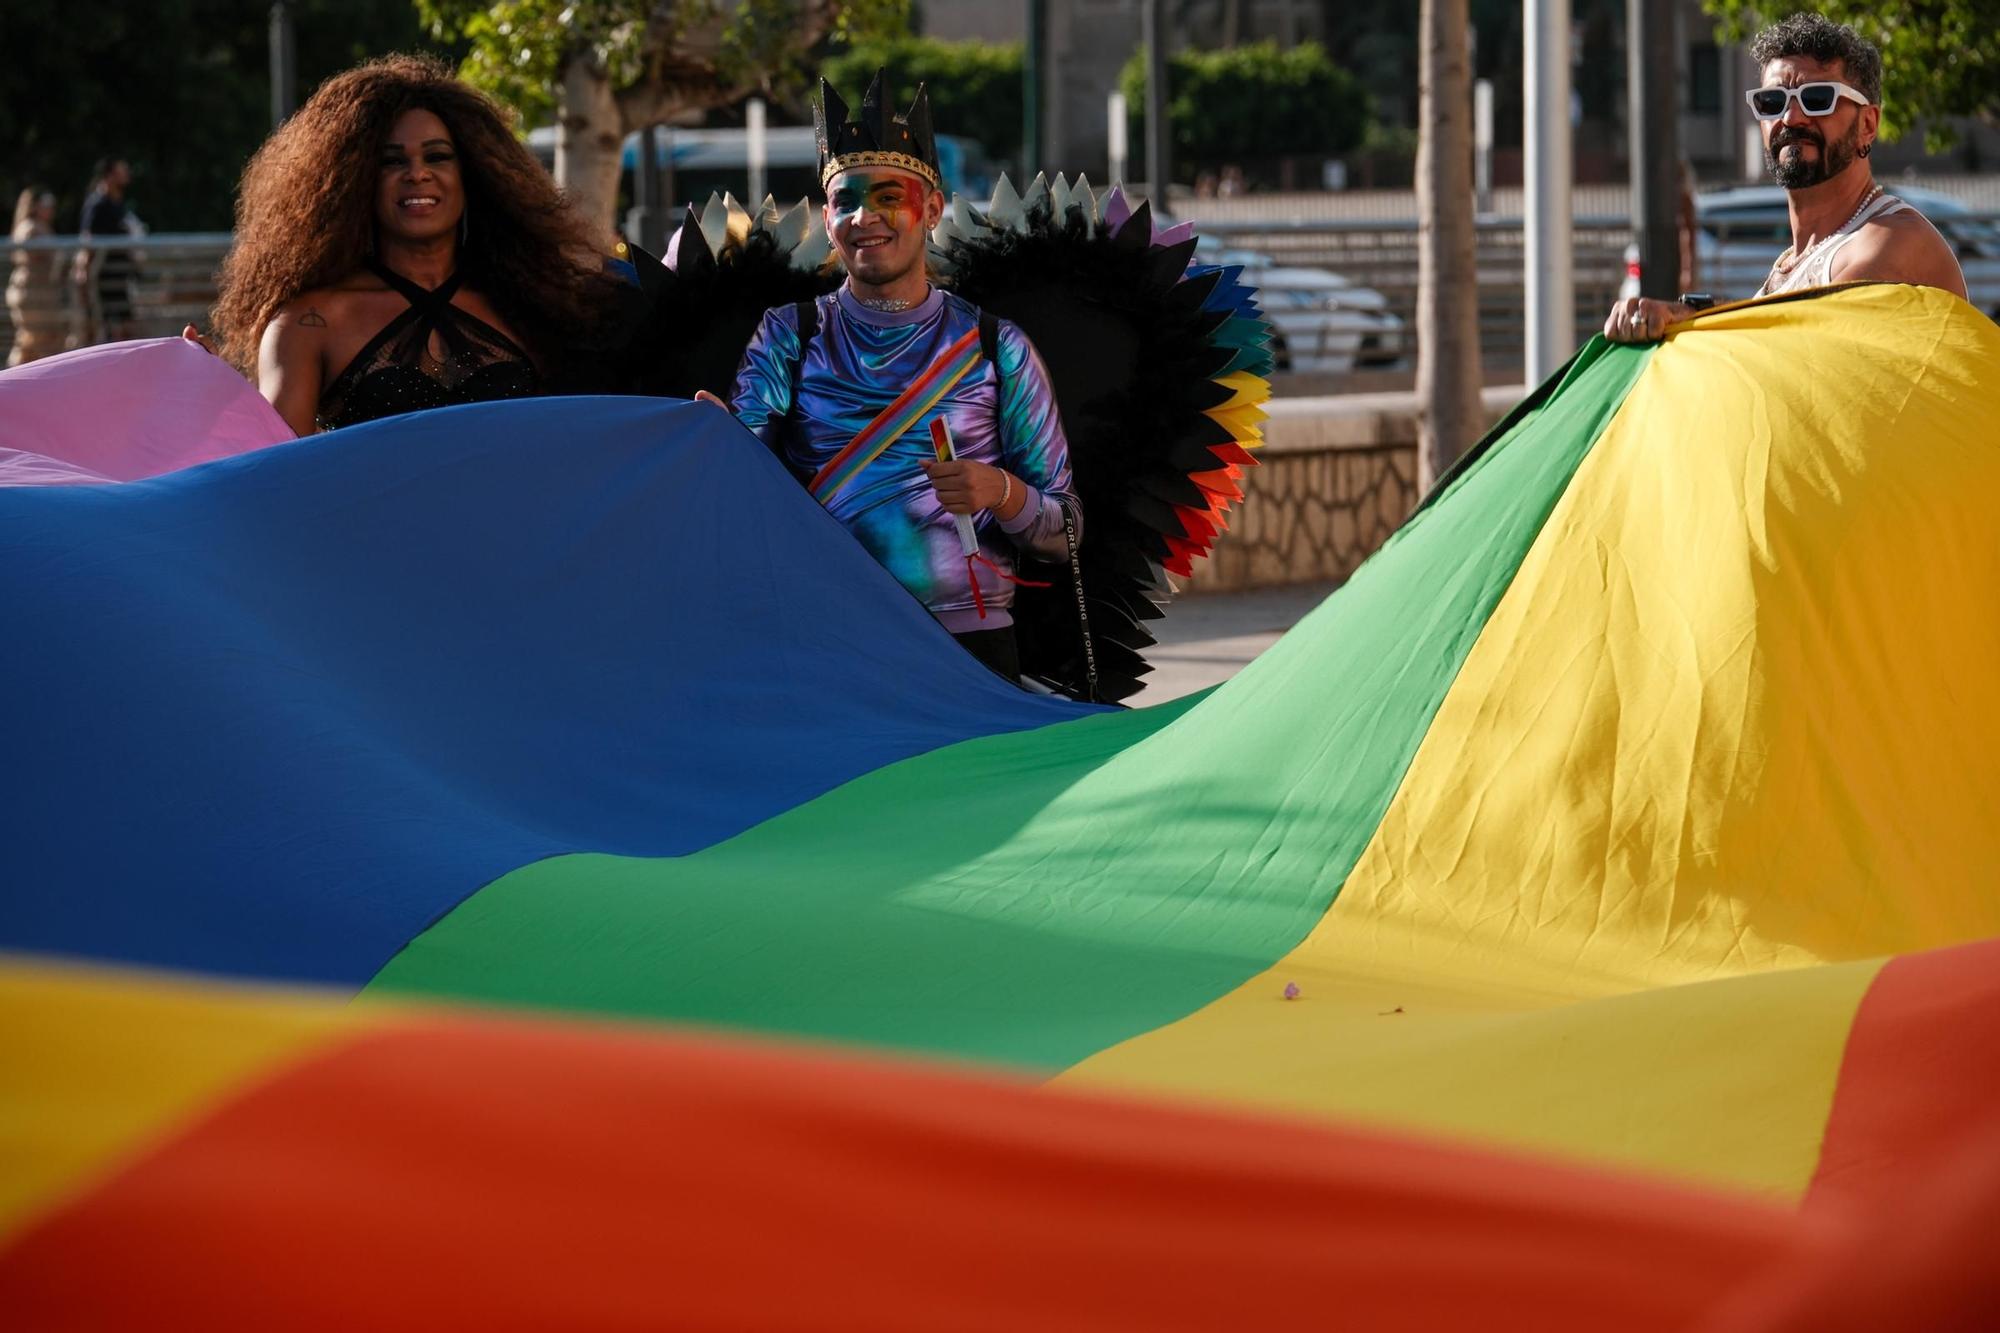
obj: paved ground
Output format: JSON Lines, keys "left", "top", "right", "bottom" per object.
{"left": 1130, "top": 580, "right": 1343, "bottom": 704}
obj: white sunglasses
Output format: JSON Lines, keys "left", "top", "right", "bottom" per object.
{"left": 1744, "top": 81, "right": 1871, "bottom": 120}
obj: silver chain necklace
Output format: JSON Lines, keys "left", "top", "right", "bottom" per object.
{"left": 1776, "top": 183, "right": 1883, "bottom": 275}
{"left": 850, "top": 285, "right": 927, "bottom": 313}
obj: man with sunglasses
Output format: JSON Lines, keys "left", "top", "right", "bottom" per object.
{"left": 1606, "top": 12, "right": 1964, "bottom": 343}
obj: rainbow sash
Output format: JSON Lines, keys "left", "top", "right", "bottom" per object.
{"left": 809, "top": 327, "right": 985, "bottom": 504}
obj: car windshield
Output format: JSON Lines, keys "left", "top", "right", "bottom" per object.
{"left": 1942, "top": 217, "right": 2000, "bottom": 256}
{"left": 1701, "top": 209, "right": 1790, "bottom": 244}
{"left": 1702, "top": 192, "right": 2000, "bottom": 256}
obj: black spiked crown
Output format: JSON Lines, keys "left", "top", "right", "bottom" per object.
{"left": 815, "top": 70, "right": 940, "bottom": 193}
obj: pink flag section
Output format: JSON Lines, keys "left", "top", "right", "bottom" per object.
{"left": 0, "top": 339, "right": 293, "bottom": 487}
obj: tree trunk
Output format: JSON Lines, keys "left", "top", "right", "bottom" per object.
{"left": 554, "top": 48, "right": 627, "bottom": 242}
{"left": 1414, "top": 0, "right": 1483, "bottom": 493}
{"left": 544, "top": 2, "right": 848, "bottom": 240}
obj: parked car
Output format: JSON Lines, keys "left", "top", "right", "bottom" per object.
{"left": 1192, "top": 237, "right": 1407, "bottom": 373}
{"left": 1622, "top": 185, "right": 2000, "bottom": 317}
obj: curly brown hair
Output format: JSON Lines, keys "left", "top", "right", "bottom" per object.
{"left": 1750, "top": 12, "right": 1883, "bottom": 104}
{"left": 212, "top": 54, "right": 619, "bottom": 375}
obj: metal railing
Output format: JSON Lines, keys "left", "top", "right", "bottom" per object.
{"left": 9, "top": 214, "right": 1997, "bottom": 375}
{"left": 3, "top": 233, "right": 232, "bottom": 364}
{"left": 1178, "top": 174, "right": 2000, "bottom": 224}
{"left": 1198, "top": 214, "right": 1635, "bottom": 369}
{"left": 1196, "top": 210, "right": 2000, "bottom": 371}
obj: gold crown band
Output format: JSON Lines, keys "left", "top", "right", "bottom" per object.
{"left": 821, "top": 150, "right": 942, "bottom": 192}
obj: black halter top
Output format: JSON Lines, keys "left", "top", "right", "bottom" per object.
{"left": 314, "top": 261, "right": 540, "bottom": 431}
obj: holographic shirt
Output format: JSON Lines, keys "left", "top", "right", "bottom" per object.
{"left": 729, "top": 286, "right": 1078, "bottom": 632}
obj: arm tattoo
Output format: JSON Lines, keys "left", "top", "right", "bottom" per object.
{"left": 298, "top": 308, "right": 328, "bottom": 328}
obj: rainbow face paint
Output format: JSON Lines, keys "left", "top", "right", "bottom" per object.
{"left": 828, "top": 171, "right": 924, "bottom": 228}
{"left": 826, "top": 169, "right": 930, "bottom": 282}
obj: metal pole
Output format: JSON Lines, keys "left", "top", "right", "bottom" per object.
{"left": 1107, "top": 91, "right": 1129, "bottom": 187}
{"left": 1524, "top": 0, "right": 1573, "bottom": 382}
{"left": 268, "top": 1, "right": 297, "bottom": 129}
{"left": 1142, "top": 0, "right": 1170, "bottom": 199}
{"left": 628, "top": 124, "right": 663, "bottom": 254}
{"left": 661, "top": 126, "right": 677, "bottom": 219}
{"left": 1024, "top": 0, "right": 1046, "bottom": 176}
{"left": 746, "top": 98, "right": 768, "bottom": 204}
{"left": 1627, "top": 0, "right": 1681, "bottom": 297}
{"left": 1474, "top": 78, "right": 1495, "bottom": 215}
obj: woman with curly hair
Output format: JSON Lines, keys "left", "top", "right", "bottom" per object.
{"left": 201, "top": 54, "right": 629, "bottom": 435}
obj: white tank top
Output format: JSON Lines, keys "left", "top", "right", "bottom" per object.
{"left": 1757, "top": 192, "right": 1912, "bottom": 297}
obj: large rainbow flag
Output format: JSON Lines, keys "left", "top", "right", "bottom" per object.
{"left": 4, "top": 283, "right": 1998, "bottom": 1327}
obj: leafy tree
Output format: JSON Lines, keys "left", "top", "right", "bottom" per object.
{"left": 418, "top": 0, "right": 909, "bottom": 233}
{"left": 1316, "top": 0, "right": 1420, "bottom": 127}
{"left": 1118, "top": 41, "right": 1371, "bottom": 181}
{"left": 1704, "top": 0, "right": 2000, "bottom": 149}
{"left": 821, "top": 35, "right": 1023, "bottom": 163}
{"left": 0, "top": 0, "right": 436, "bottom": 232}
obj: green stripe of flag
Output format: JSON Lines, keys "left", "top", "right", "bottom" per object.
{"left": 368, "top": 341, "right": 1657, "bottom": 1069}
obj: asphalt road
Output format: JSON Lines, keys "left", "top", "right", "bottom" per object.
{"left": 1131, "top": 581, "right": 1343, "bottom": 704}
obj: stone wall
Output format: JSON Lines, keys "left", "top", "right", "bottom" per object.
{"left": 1184, "top": 387, "right": 1522, "bottom": 593}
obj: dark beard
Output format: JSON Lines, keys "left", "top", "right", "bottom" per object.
{"left": 1768, "top": 120, "right": 1861, "bottom": 189}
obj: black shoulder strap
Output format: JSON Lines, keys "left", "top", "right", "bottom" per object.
{"left": 366, "top": 257, "right": 460, "bottom": 309}
{"left": 784, "top": 299, "right": 819, "bottom": 433}
{"left": 978, "top": 310, "right": 1000, "bottom": 370}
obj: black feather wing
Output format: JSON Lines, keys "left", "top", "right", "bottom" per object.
{"left": 938, "top": 180, "right": 1275, "bottom": 702}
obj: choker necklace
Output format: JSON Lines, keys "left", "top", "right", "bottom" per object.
{"left": 851, "top": 289, "right": 925, "bottom": 313}
{"left": 1776, "top": 183, "right": 1883, "bottom": 273}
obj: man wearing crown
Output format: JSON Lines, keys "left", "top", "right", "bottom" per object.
{"left": 709, "top": 73, "right": 1081, "bottom": 682}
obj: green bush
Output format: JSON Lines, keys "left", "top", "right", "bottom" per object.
{"left": 1119, "top": 41, "right": 1372, "bottom": 178}
{"left": 821, "top": 36, "right": 1024, "bottom": 163}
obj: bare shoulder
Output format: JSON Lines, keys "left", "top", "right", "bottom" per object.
{"left": 1833, "top": 206, "right": 1969, "bottom": 298}
{"left": 260, "top": 289, "right": 355, "bottom": 381}
{"left": 268, "top": 288, "right": 350, "bottom": 337}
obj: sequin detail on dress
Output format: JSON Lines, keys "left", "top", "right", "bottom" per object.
{"left": 315, "top": 261, "right": 539, "bottom": 431}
